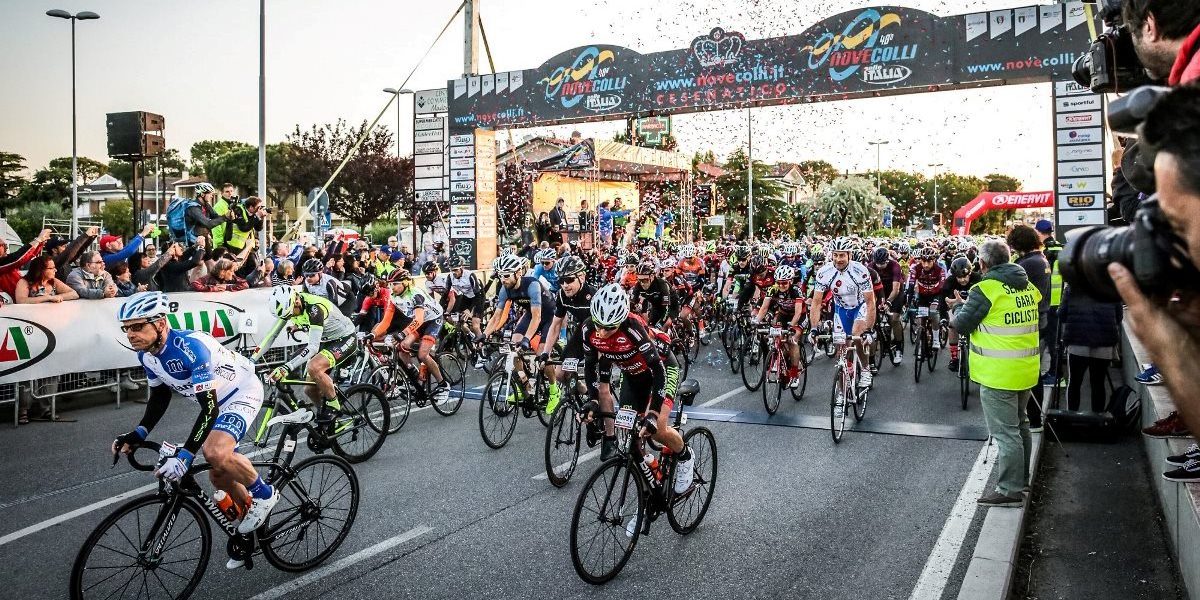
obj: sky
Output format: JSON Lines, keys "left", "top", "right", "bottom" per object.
{"left": 1, "top": 0, "right": 1074, "bottom": 190}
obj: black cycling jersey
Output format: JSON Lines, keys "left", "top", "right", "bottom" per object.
{"left": 554, "top": 282, "right": 596, "bottom": 326}
{"left": 766, "top": 284, "right": 804, "bottom": 319}
{"left": 630, "top": 277, "right": 672, "bottom": 327}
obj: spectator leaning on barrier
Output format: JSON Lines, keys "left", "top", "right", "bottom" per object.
{"left": 128, "top": 249, "right": 170, "bottom": 292}
{"left": 0, "top": 228, "right": 50, "bottom": 300}
{"left": 99, "top": 223, "right": 153, "bottom": 267}
{"left": 272, "top": 259, "right": 295, "bottom": 286}
{"left": 952, "top": 239, "right": 1041, "bottom": 507}
{"left": 66, "top": 251, "right": 118, "bottom": 299}
{"left": 1111, "top": 85, "right": 1200, "bottom": 473}
{"left": 1124, "top": 0, "right": 1200, "bottom": 85}
{"left": 158, "top": 239, "right": 206, "bottom": 293}
{"left": 190, "top": 258, "right": 249, "bottom": 292}
{"left": 1008, "top": 224, "right": 1052, "bottom": 432}
{"left": 48, "top": 226, "right": 97, "bottom": 273}
{"left": 14, "top": 255, "right": 78, "bottom": 304}
{"left": 109, "top": 261, "right": 143, "bottom": 297}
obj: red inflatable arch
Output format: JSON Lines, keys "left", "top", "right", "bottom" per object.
{"left": 950, "top": 191, "right": 1054, "bottom": 235}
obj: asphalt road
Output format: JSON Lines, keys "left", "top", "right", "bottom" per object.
{"left": 0, "top": 340, "right": 999, "bottom": 600}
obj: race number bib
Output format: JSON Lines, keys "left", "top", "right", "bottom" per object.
{"left": 917, "top": 306, "right": 930, "bottom": 317}
{"left": 615, "top": 407, "right": 637, "bottom": 430}
{"left": 561, "top": 358, "right": 579, "bottom": 373}
{"left": 769, "top": 327, "right": 782, "bottom": 337}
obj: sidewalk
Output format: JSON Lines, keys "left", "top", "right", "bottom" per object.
{"left": 1013, "top": 431, "right": 1186, "bottom": 599}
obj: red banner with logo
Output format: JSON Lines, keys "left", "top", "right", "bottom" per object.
{"left": 951, "top": 191, "right": 1054, "bottom": 235}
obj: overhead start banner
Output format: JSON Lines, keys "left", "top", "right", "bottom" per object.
{"left": 449, "top": 3, "right": 1097, "bottom": 129}
{"left": 0, "top": 289, "right": 298, "bottom": 385}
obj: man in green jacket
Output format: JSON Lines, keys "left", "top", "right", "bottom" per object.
{"left": 952, "top": 239, "right": 1042, "bottom": 507}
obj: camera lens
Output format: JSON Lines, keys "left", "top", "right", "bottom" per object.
{"left": 1059, "top": 226, "right": 1134, "bottom": 302}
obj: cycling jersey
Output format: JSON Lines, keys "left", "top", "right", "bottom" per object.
{"left": 677, "top": 258, "right": 707, "bottom": 289}
{"left": 873, "top": 259, "right": 903, "bottom": 298}
{"left": 255, "top": 292, "right": 358, "bottom": 373}
{"left": 766, "top": 284, "right": 805, "bottom": 321}
{"left": 447, "top": 270, "right": 479, "bottom": 299}
{"left": 424, "top": 273, "right": 451, "bottom": 299}
{"left": 496, "top": 275, "right": 554, "bottom": 313}
{"left": 812, "top": 262, "right": 873, "bottom": 309}
{"left": 303, "top": 273, "right": 347, "bottom": 308}
{"left": 142, "top": 329, "right": 263, "bottom": 444}
{"left": 554, "top": 283, "right": 596, "bottom": 325}
{"left": 532, "top": 263, "right": 560, "bottom": 295}
{"left": 582, "top": 314, "right": 679, "bottom": 413}
{"left": 630, "top": 277, "right": 672, "bottom": 327}
{"left": 909, "top": 262, "right": 947, "bottom": 296}
{"left": 390, "top": 286, "right": 444, "bottom": 321}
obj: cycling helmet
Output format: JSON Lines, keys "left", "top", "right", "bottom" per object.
{"left": 422, "top": 261, "right": 439, "bottom": 274}
{"left": 387, "top": 268, "right": 413, "bottom": 283}
{"left": 194, "top": 182, "right": 216, "bottom": 195}
{"left": 781, "top": 242, "right": 799, "bottom": 256}
{"left": 774, "top": 264, "right": 796, "bottom": 281}
{"left": 635, "top": 260, "right": 657, "bottom": 276}
{"left": 499, "top": 247, "right": 515, "bottom": 257}
{"left": 872, "top": 247, "right": 890, "bottom": 265}
{"left": 918, "top": 246, "right": 938, "bottom": 260}
{"left": 897, "top": 244, "right": 911, "bottom": 257}
{"left": 555, "top": 254, "right": 586, "bottom": 277}
{"left": 705, "top": 241, "right": 716, "bottom": 253}
{"left": 117, "top": 291, "right": 170, "bottom": 321}
{"left": 622, "top": 254, "right": 640, "bottom": 267}
{"left": 659, "top": 258, "right": 676, "bottom": 271}
{"left": 494, "top": 254, "right": 525, "bottom": 275}
{"left": 301, "top": 258, "right": 323, "bottom": 275}
{"left": 810, "top": 243, "right": 824, "bottom": 255}
{"left": 950, "top": 256, "right": 972, "bottom": 278}
{"left": 447, "top": 256, "right": 465, "bottom": 270}
{"left": 590, "top": 283, "right": 629, "bottom": 327}
{"left": 828, "top": 237, "right": 857, "bottom": 253}
{"left": 677, "top": 245, "right": 695, "bottom": 259}
{"left": 957, "top": 239, "right": 976, "bottom": 252}
{"left": 535, "top": 248, "right": 558, "bottom": 263}
{"left": 270, "top": 286, "right": 300, "bottom": 318}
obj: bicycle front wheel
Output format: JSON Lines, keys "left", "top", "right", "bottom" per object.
{"left": 479, "top": 371, "right": 518, "bottom": 449}
{"left": 331, "top": 384, "right": 389, "bottom": 463}
{"left": 433, "top": 354, "right": 465, "bottom": 416}
{"left": 791, "top": 358, "right": 809, "bottom": 402}
{"left": 70, "top": 494, "right": 211, "bottom": 600}
{"left": 667, "top": 426, "right": 718, "bottom": 534}
{"left": 569, "top": 458, "right": 646, "bottom": 585}
{"left": 261, "top": 454, "right": 360, "bottom": 572}
{"left": 369, "top": 365, "right": 411, "bottom": 434}
{"left": 960, "top": 352, "right": 970, "bottom": 410}
{"left": 831, "top": 366, "right": 848, "bottom": 444}
{"left": 544, "top": 398, "right": 582, "bottom": 487}
{"left": 762, "top": 348, "right": 782, "bottom": 415}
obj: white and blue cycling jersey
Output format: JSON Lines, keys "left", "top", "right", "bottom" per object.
{"left": 813, "top": 262, "right": 874, "bottom": 335}
{"left": 139, "top": 329, "right": 263, "bottom": 441}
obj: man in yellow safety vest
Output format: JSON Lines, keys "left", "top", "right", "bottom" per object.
{"left": 952, "top": 239, "right": 1043, "bottom": 507}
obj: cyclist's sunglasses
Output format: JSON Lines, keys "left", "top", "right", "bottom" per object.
{"left": 592, "top": 319, "right": 619, "bottom": 331}
{"left": 120, "top": 318, "right": 161, "bottom": 333}
{"left": 560, "top": 276, "right": 579, "bottom": 285}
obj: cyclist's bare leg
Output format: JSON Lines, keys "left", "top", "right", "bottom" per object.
{"left": 415, "top": 336, "right": 444, "bottom": 383}
{"left": 649, "top": 409, "right": 685, "bottom": 453}
{"left": 204, "top": 432, "right": 257, "bottom": 507}
{"left": 305, "top": 354, "right": 335, "bottom": 404}
{"left": 598, "top": 384, "right": 616, "bottom": 436}
{"left": 786, "top": 333, "right": 801, "bottom": 369}
{"left": 852, "top": 319, "right": 871, "bottom": 365}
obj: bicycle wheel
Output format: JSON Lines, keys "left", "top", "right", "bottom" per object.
{"left": 831, "top": 366, "right": 848, "bottom": 443}
{"left": 70, "top": 494, "right": 210, "bottom": 600}
{"left": 853, "top": 371, "right": 867, "bottom": 422}
{"left": 544, "top": 399, "right": 582, "bottom": 487}
{"left": 740, "top": 337, "right": 767, "bottom": 391}
{"left": 667, "top": 426, "right": 718, "bottom": 534}
{"left": 912, "top": 335, "right": 924, "bottom": 384}
{"left": 726, "top": 323, "right": 742, "bottom": 373}
{"left": 800, "top": 331, "right": 817, "bottom": 366}
{"left": 762, "top": 348, "right": 782, "bottom": 415}
{"left": 928, "top": 345, "right": 939, "bottom": 372}
{"left": 331, "top": 384, "right": 389, "bottom": 463}
{"left": 687, "top": 322, "right": 701, "bottom": 363}
{"left": 260, "top": 454, "right": 360, "bottom": 572}
{"left": 369, "top": 365, "right": 411, "bottom": 434}
{"left": 534, "top": 372, "right": 553, "bottom": 428}
{"left": 433, "top": 354, "right": 465, "bottom": 416}
{"left": 569, "top": 457, "right": 646, "bottom": 585}
{"left": 675, "top": 343, "right": 691, "bottom": 382}
{"left": 908, "top": 316, "right": 919, "bottom": 344}
{"left": 479, "top": 371, "right": 518, "bottom": 449}
{"left": 960, "top": 351, "right": 970, "bottom": 410}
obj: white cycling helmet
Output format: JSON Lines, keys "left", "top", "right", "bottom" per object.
{"left": 782, "top": 242, "right": 799, "bottom": 255}
{"left": 194, "top": 182, "right": 216, "bottom": 195}
{"left": 677, "top": 245, "right": 695, "bottom": 259}
{"left": 828, "top": 237, "right": 858, "bottom": 253}
{"left": 118, "top": 291, "right": 171, "bottom": 322}
{"left": 494, "top": 254, "right": 526, "bottom": 275}
{"left": 270, "top": 285, "right": 300, "bottom": 319}
{"left": 535, "top": 248, "right": 558, "bottom": 263}
{"left": 590, "top": 283, "right": 629, "bottom": 328}
{"left": 774, "top": 264, "right": 796, "bottom": 281}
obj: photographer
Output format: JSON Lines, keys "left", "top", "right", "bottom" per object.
{"left": 1110, "top": 84, "right": 1200, "bottom": 469}
{"left": 1124, "top": 0, "right": 1200, "bottom": 85}
{"left": 214, "top": 195, "right": 267, "bottom": 256}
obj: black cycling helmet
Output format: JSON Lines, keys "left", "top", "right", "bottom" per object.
{"left": 950, "top": 256, "right": 972, "bottom": 278}
{"left": 301, "top": 258, "right": 323, "bottom": 275}
{"left": 387, "top": 268, "right": 412, "bottom": 283}
{"left": 555, "top": 254, "right": 586, "bottom": 277}
{"left": 447, "top": 256, "right": 465, "bottom": 269}
{"left": 422, "top": 261, "right": 439, "bottom": 274}
{"left": 635, "top": 260, "right": 657, "bottom": 276}
{"left": 872, "top": 247, "right": 890, "bottom": 265}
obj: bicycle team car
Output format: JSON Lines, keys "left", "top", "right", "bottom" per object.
{"left": 76, "top": 233, "right": 1001, "bottom": 593}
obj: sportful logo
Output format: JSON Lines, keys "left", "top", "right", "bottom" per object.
{"left": 0, "top": 318, "right": 55, "bottom": 377}
{"left": 800, "top": 9, "right": 917, "bottom": 85}
{"left": 692, "top": 28, "right": 745, "bottom": 67}
{"left": 539, "top": 46, "right": 628, "bottom": 113}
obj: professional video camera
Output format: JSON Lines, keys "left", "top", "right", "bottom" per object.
{"left": 1059, "top": 85, "right": 1200, "bottom": 301}
{"left": 1072, "top": 0, "right": 1155, "bottom": 92}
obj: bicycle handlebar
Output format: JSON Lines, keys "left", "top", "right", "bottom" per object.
{"left": 114, "top": 439, "right": 163, "bottom": 472}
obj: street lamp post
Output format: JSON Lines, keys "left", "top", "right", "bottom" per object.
{"left": 867, "top": 140, "right": 889, "bottom": 194}
{"left": 383, "top": 88, "right": 414, "bottom": 244}
{"left": 928, "top": 162, "right": 944, "bottom": 230}
{"left": 46, "top": 8, "right": 100, "bottom": 238}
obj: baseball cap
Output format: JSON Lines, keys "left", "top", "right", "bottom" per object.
{"left": 1034, "top": 219, "right": 1054, "bottom": 234}
{"left": 44, "top": 236, "right": 69, "bottom": 252}
{"left": 390, "top": 250, "right": 404, "bottom": 261}
{"left": 99, "top": 234, "right": 122, "bottom": 249}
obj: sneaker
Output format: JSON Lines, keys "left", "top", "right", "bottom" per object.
{"left": 1163, "top": 459, "right": 1200, "bottom": 483}
{"left": 226, "top": 556, "right": 245, "bottom": 570}
{"left": 858, "top": 371, "right": 873, "bottom": 389}
{"left": 977, "top": 490, "right": 1023, "bottom": 507}
{"left": 870, "top": 362, "right": 879, "bottom": 375}
{"left": 1166, "top": 443, "right": 1200, "bottom": 467}
{"left": 474, "top": 358, "right": 486, "bottom": 369}
{"left": 947, "top": 358, "right": 959, "bottom": 372}
{"left": 625, "top": 515, "right": 640, "bottom": 538}
{"left": 673, "top": 455, "right": 695, "bottom": 494}
{"left": 432, "top": 382, "right": 449, "bottom": 403}
{"left": 891, "top": 350, "right": 903, "bottom": 366}
{"left": 1143, "top": 411, "right": 1191, "bottom": 439}
{"left": 1136, "top": 364, "right": 1164, "bottom": 386}
{"left": 1029, "top": 423, "right": 1044, "bottom": 433}
{"left": 600, "top": 437, "right": 619, "bottom": 462}
{"left": 237, "top": 488, "right": 280, "bottom": 534}
{"left": 789, "top": 373, "right": 801, "bottom": 389}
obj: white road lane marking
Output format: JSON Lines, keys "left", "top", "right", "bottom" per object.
{"left": 249, "top": 525, "right": 433, "bottom": 600}
{"left": 532, "top": 448, "right": 601, "bottom": 480}
{"left": 907, "top": 441, "right": 994, "bottom": 600}
{"left": 699, "top": 386, "right": 744, "bottom": 408}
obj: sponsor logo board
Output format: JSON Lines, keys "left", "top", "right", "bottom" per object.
{"left": 1058, "top": 193, "right": 1103, "bottom": 210}
{"left": 1055, "top": 95, "right": 1102, "bottom": 112}
{"left": 414, "top": 128, "right": 444, "bottom": 143}
{"left": 1057, "top": 144, "right": 1103, "bottom": 161}
{"left": 416, "top": 190, "right": 446, "bottom": 203}
{"left": 1057, "top": 209, "right": 1106, "bottom": 226}
{"left": 1057, "top": 160, "right": 1104, "bottom": 177}
{"left": 1056, "top": 176, "right": 1105, "bottom": 193}
{"left": 414, "top": 88, "right": 448, "bottom": 114}
{"left": 1055, "top": 111, "right": 1102, "bottom": 128}
{"left": 1056, "top": 127, "right": 1103, "bottom": 145}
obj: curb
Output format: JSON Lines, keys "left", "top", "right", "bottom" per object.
{"left": 956, "top": 431, "right": 1044, "bottom": 600}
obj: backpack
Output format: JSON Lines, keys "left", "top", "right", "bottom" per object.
{"left": 166, "top": 197, "right": 199, "bottom": 243}
{"left": 1107, "top": 384, "right": 1142, "bottom": 431}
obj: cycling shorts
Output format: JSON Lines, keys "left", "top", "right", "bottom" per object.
{"left": 832, "top": 304, "right": 866, "bottom": 335}
{"left": 617, "top": 361, "right": 680, "bottom": 416}
{"left": 211, "top": 383, "right": 264, "bottom": 443}
{"left": 515, "top": 310, "right": 553, "bottom": 344}
{"left": 318, "top": 335, "right": 359, "bottom": 368}
{"left": 562, "top": 327, "right": 586, "bottom": 363}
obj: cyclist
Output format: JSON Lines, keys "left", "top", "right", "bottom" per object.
{"left": 675, "top": 245, "right": 708, "bottom": 337}
{"left": 443, "top": 256, "right": 486, "bottom": 365}
{"left": 371, "top": 268, "right": 450, "bottom": 401}
{"left": 540, "top": 255, "right": 604, "bottom": 442}
{"left": 908, "top": 245, "right": 948, "bottom": 350}
{"left": 531, "top": 248, "right": 561, "bottom": 295}
{"left": 582, "top": 283, "right": 692, "bottom": 495}
{"left": 752, "top": 264, "right": 805, "bottom": 388}
{"left": 112, "top": 292, "right": 277, "bottom": 554}
{"left": 301, "top": 257, "right": 349, "bottom": 314}
{"left": 630, "top": 259, "right": 672, "bottom": 329}
{"left": 481, "top": 254, "right": 556, "bottom": 396}
{"left": 423, "top": 261, "right": 452, "bottom": 311}
{"left": 943, "top": 255, "right": 981, "bottom": 372}
{"left": 809, "top": 238, "right": 877, "bottom": 388}
{"left": 724, "top": 246, "right": 756, "bottom": 311}
{"left": 872, "top": 246, "right": 905, "bottom": 364}
{"left": 254, "top": 285, "right": 361, "bottom": 430}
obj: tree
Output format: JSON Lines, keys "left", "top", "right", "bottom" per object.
{"left": 190, "top": 140, "right": 253, "bottom": 175}
{"left": 931, "top": 172, "right": 987, "bottom": 231}
{"left": 286, "top": 120, "right": 414, "bottom": 230}
{"left": 985, "top": 173, "right": 1022, "bottom": 192}
{"left": 969, "top": 172, "right": 1025, "bottom": 233}
{"left": 877, "top": 170, "right": 929, "bottom": 230}
{"left": 48, "top": 156, "right": 108, "bottom": 184}
{"left": 809, "top": 177, "right": 892, "bottom": 236}
{"left": 796, "top": 160, "right": 841, "bottom": 196}
{"left": 6, "top": 202, "right": 68, "bottom": 243}
{"left": 690, "top": 150, "right": 716, "bottom": 172}
{"left": 715, "top": 148, "right": 786, "bottom": 238}
{"left": 16, "top": 163, "right": 72, "bottom": 207}
{"left": 0, "top": 151, "right": 29, "bottom": 216}
{"left": 99, "top": 200, "right": 135, "bottom": 238}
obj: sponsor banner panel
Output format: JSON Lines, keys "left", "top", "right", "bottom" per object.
{"left": 1056, "top": 160, "right": 1104, "bottom": 177}
{"left": 1055, "top": 110, "right": 1102, "bottom": 128}
{"left": 1057, "top": 144, "right": 1104, "bottom": 161}
{"left": 1058, "top": 209, "right": 1107, "bottom": 226}
{"left": 1057, "top": 176, "right": 1106, "bottom": 194}
{"left": 1058, "top": 193, "right": 1103, "bottom": 210}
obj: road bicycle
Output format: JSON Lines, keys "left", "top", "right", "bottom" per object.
{"left": 365, "top": 339, "right": 465, "bottom": 434}
{"left": 568, "top": 379, "right": 716, "bottom": 584}
{"left": 478, "top": 343, "right": 553, "bottom": 449}
{"left": 911, "top": 302, "right": 947, "bottom": 383}
{"left": 818, "top": 331, "right": 871, "bottom": 443}
{"left": 669, "top": 318, "right": 700, "bottom": 381}
{"left": 543, "top": 357, "right": 604, "bottom": 487}
{"left": 437, "top": 311, "right": 484, "bottom": 370}
{"left": 871, "top": 305, "right": 900, "bottom": 372}
{"left": 249, "top": 377, "right": 389, "bottom": 463}
{"left": 70, "top": 427, "right": 359, "bottom": 600}
{"left": 759, "top": 324, "right": 808, "bottom": 414}
{"left": 739, "top": 323, "right": 769, "bottom": 391}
